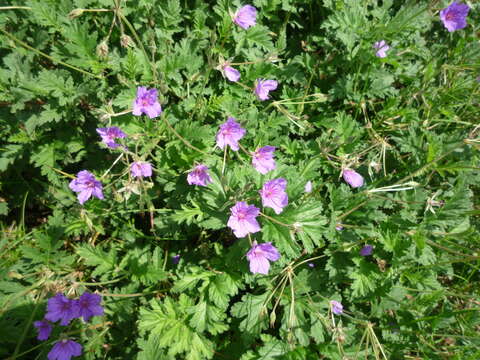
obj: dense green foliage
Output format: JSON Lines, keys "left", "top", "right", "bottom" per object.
{"left": 1, "top": 0, "right": 480, "bottom": 359}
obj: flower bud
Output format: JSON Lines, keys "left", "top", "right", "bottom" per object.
{"left": 120, "top": 34, "right": 133, "bottom": 48}
{"left": 342, "top": 169, "right": 364, "bottom": 188}
{"left": 96, "top": 40, "right": 109, "bottom": 58}
{"left": 68, "top": 9, "right": 85, "bottom": 19}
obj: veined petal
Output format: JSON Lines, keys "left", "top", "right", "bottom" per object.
{"left": 249, "top": 255, "right": 270, "bottom": 274}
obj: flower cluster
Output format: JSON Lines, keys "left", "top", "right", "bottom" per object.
{"left": 371, "top": 2, "right": 471, "bottom": 59}
{"left": 189, "top": 116, "right": 288, "bottom": 275}
{"left": 69, "top": 86, "right": 159, "bottom": 204}
{"left": 185, "top": 6, "right": 292, "bottom": 276}
{"left": 34, "top": 292, "right": 104, "bottom": 360}
{"left": 216, "top": 5, "right": 279, "bottom": 100}
{"left": 185, "top": 109, "right": 369, "bottom": 276}
{"left": 57, "top": 2, "right": 475, "bottom": 333}
{"left": 66, "top": 1, "right": 472, "bottom": 207}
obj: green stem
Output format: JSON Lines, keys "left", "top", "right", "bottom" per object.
{"left": 426, "top": 239, "right": 480, "bottom": 260}
{"left": 299, "top": 71, "right": 314, "bottom": 115}
{"left": 221, "top": 146, "right": 227, "bottom": 175}
{"left": 0, "top": 279, "right": 45, "bottom": 314}
{"left": 12, "top": 290, "right": 44, "bottom": 358}
{"left": 0, "top": 28, "right": 103, "bottom": 79}
{"left": 260, "top": 212, "right": 293, "bottom": 228}
{"left": 75, "top": 275, "right": 126, "bottom": 286}
{"left": 162, "top": 116, "right": 209, "bottom": 156}
{"left": 81, "top": 8, "right": 112, "bottom": 12}
{"left": 100, "top": 153, "right": 124, "bottom": 180}
{"left": 117, "top": 11, "right": 158, "bottom": 83}
{"left": 100, "top": 289, "right": 168, "bottom": 297}
{"left": 10, "top": 321, "right": 112, "bottom": 359}
{"left": 0, "top": 6, "right": 31, "bottom": 10}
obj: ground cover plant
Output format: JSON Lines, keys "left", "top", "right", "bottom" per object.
{"left": 1, "top": 0, "right": 480, "bottom": 359}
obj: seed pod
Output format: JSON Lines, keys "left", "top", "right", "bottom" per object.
{"left": 96, "top": 40, "right": 109, "bottom": 58}
{"left": 120, "top": 34, "right": 134, "bottom": 48}
{"left": 68, "top": 9, "right": 84, "bottom": 19}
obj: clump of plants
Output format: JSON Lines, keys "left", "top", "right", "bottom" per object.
{"left": 0, "top": 1, "right": 479, "bottom": 359}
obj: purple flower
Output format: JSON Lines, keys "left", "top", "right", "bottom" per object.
{"left": 342, "top": 169, "right": 364, "bottom": 188}
{"left": 233, "top": 5, "right": 257, "bottom": 29}
{"left": 187, "top": 164, "right": 213, "bottom": 186}
{"left": 304, "top": 181, "right": 313, "bottom": 193}
{"left": 48, "top": 339, "right": 82, "bottom": 360}
{"left": 131, "top": 161, "right": 153, "bottom": 178}
{"left": 76, "top": 292, "right": 104, "bottom": 322}
{"left": 335, "top": 224, "right": 344, "bottom": 231}
{"left": 360, "top": 244, "right": 374, "bottom": 256}
{"left": 216, "top": 117, "right": 246, "bottom": 151}
{"left": 45, "top": 294, "right": 78, "bottom": 326}
{"left": 246, "top": 242, "right": 280, "bottom": 275}
{"left": 223, "top": 65, "right": 240, "bottom": 82}
{"left": 373, "top": 40, "right": 390, "bottom": 58}
{"left": 132, "top": 86, "right": 162, "bottom": 119}
{"left": 308, "top": 262, "right": 315, "bottom": 268}
{"left": 440, "top": 2, "right": 470, "bottom": 32}
{"left": 330, "top": 300, "right": 343, "bottom": 315}
{"left": 69, "top": 170, "right": 104, "bottom": 205}
{"left": 33, "top": 319, "right": 52, "bottom": 341}
{"left": 252, "top": 146, "right": 276, "bottom": 174}
{"left": 255, "top": 79, "right": 278, "bottom": 101}
{"left": 227, "top": 201, "right": 261, "bottom": 238}
{"left": 96, "top": 127, "right": 127, "bottom": 149}
{"left": 259, "top": 178, "right": 288, "bottom": 214}
{"left": 172, "top": 254, "right": 180, "bottom": 264}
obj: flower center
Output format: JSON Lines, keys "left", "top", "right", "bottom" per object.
{"left": 445, "top": 12, "right": 454, "bottom": 21}
{"left": 253, "top": 248, "right": 263, "bottom": 256}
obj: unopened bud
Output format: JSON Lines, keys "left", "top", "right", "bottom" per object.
{"left": 68, "top": 9, "right": 85, "bottom": 19}
{"left": 369, "top": 161, "right": 382, "bottom": 173}
{"left": 292, "top": 222, "right": 302, "bottom": 233}
{"left": 96, "top": 40, "right": 109, "bottom": 58}
{"left": 120, "top": 34, "right": 133, "bottom": 48}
